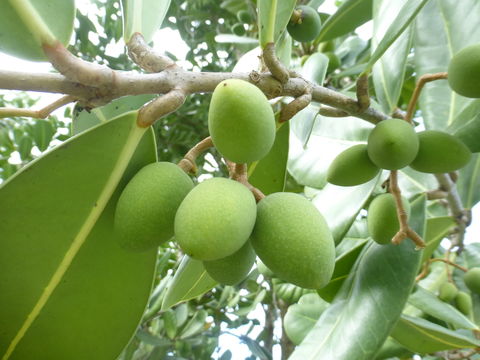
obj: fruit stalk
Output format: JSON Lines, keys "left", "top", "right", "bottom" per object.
{"left": 177, "top": 136, "right": 214, "bottom": 174}
{"left": 229, "top": 162, "right": 265, "bottom": 202}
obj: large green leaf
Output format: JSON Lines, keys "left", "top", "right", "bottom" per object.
{"left": 315, "top": 0, "right": 372, "bottom": 43}
{"left": 161, "top": 256, "right": 217, "bottom": 311}
{"left": 449, "top": 100, "right": 480, "bottom": 153}
{"left": 391, "top": 315, "right": 480, "bottom": 354}
{"left": 371, "top": 0, "right": 413, "bottom": 114}
{"left": 457, "top": 154, "right": 480, "bottom": 208}
{"left": 300, "top": 53, "right": 329, "bottom": 86}
{"left": 248, "top": 122, "right": 289, "bottom": 195}
{"left": 421, "top": 216, "right": 457, "bottom": 264}
{"left": 414, "top": 0, "right": 480, "bottom": 130}
{"left": 366, "top": 0, "right": 428, "bottom": 73}
{"left": 290, "top": 195, "right": 426, "bottom": 360}
{"left": 257, "top": 0, "right": 296, "bottom": 47}
{"left": 0, "top": 0, "right": 75, "bottom": 61}
{"left": 121, "top": 0, "right": 172, "bottom": 43}
{"left": 0, "top": 112, "right": 158, "bottom": 359}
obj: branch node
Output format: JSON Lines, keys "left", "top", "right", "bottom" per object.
{"left": 263, "top": 43, "right": 289, "bottom": 85}
{"left": 280, "top": 85, "right": 312, "bottom": 123}
{"left": 177, "top": 136, "right": 213, "bottom": 174}
{"left": 137, "top": 89, "right": 186, "bottom": 127}
{"left": 127, "top": 33, "right": 177, "bottom": 73}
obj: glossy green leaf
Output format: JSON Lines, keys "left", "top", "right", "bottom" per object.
{"left": 161, "top": 256, "right": 217, "bottom": 311}
{"left": 391, "top": 315, "right": 480, "bottom": 354}
{"left": 258, "top": 0, "right": 296, "bottom": 47}
{"left": 248, "top": 122, "right": 289, "bottom": 195}
{"left": 0, "top": 112, "right": 158, "bottom": 359}
{"left": 414, "top": 0, "right": 480, "bottom": 130}
{"left": 449, "top": 100, "right": 480, "bottom": 153}
{"left": 290, "top": 195, "right": 425, "bottom": 360}
{"left": 457, "top": 154, "right": 480, "bottom": 208}
{"left": 409, "top": 286, "right": 478, "bottom": 330}
{"left": 276, "top": 31, "right": 292, "bottom": 68}
{"left": 374, "top": 337, "right": 413, "bottom": 360}
{"left": 0, "top": 0, "right": 75, "bottom": 61}
{"left": 236, "top": 289, "right": 267, "bottom": 316}
{"left": 366, "top": 0, "right": 429, "bottom": 73}
{"left": 308, "top": 0, "right": 325, "bottom": 8}
{"left": 315, "top": 0, "right": 372, "bottom": 43}
{"left": 284, "top": 294, "right": 329, "bottom": 345}
{"left": 121, "top": 0, "right": 171, "bottom": 43}
{"left": 17, "top": 135, "right": 33, "bottom": 160}
{"left": 371, "top": 0, "right": 413, "bottom": 114}
{"left": 32, "top": 119, "right": 55, "bottom": 152}
{"left": 398, "top": 167, "right": 437, "bottom": 201}
{"left": 178, "top": 310, "right": 208, "bottom": 339}
{"left": 421, "top": 216, "right": 456, "bottom": 264}
{"left": 301, "top": 53, "right": 329, "bottom": 86}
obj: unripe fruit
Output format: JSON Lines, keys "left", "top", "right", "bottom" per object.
{"left": 367, "top": 193, "right": 410, "bottom": 245}
{"left": 327, "top": 144, "right": 380, "bottom": 186}
{"left": 257, "top": 258, "right": 274, "bottom": 278}
{"left": 325, "top": 52, "right": 340, "bottom": 73}
{"left": 438, "top": 282, "right": 458, "bottom": 303}
{"left": 208, "top": 79, "right": 276, "bottom": 163}
{"left": 237, "top": 10, "right": 252, "bottom": 24}
{"left": 287, "top": 6, "right": 322, "bottom": 43}
{"left": 250, "top": 192, "right": 335, "bottom": 289}
{"left": 409, "top": 130, "right": 471, "bottom": 173}
{"left": 231, "top": 23, "right": 246, "bottom": 36}
{"left": 463, "top": 267, "right": 480, "bottom": 295}
{"left": 174, "top": 178, "right": 256, "bottom": 261}
{"left": 367, "top": 119, "right": 419, "bottom": 170}
{"left": 114, "top": 162, "right": 194, "bottom": 251}
{"left": 448, "top": 44, "right": 480, "bottom": 98}
{"left": 455, "top": 291, "right": 473, "bottom": 316}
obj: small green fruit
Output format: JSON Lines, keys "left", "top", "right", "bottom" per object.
{"left": 448, "top": 44, "right": 480, "bottom": 98}
{"left": 367, "top": 193, "right": 410, "bottom": 245}
{"left": 174, "top": 178, "right": 256, "bottom": 261}
{"left": 455, "top": 291, "right": 473, "bottom": 316}
{"left": 114, "top": 162, "right": 193, "bottom": 251}
{"left": 325, "top": 52, "right": 340, "bottom": 73}
{"left": 287, "top": 6, "right": 322, "bottom": 43}
{"left": 367, "top": 119, "right": 419, "bottom": 170}
{"left": 231, "top": 23, "right": 246, "bottom": 36}
{"left": 203, "top": 241, "right": 255, "bottom": 285}
{"left": 327, "top": 144, "right": 380, "bottom": 186}
{"left": 208, "top": 79, "right": 276, "bottom": 163}
{"left": 463, "top": 267, "right": 480, "bottom": 295}
{"left": 409, "top": 130, "right": 471, "bottom": 173}
{"left": 250, "top": 192, "right": 335, "bottom": 289}
{"left": 438, "top": 282, "right": 458, "bottom": 303}
{"left": 237, "top": 10, "right": 252, "bottom": 23}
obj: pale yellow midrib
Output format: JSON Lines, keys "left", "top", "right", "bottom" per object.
{"left": 2, "top": 124, "right": 146, "bottom": 360}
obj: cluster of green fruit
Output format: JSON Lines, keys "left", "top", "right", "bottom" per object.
{"left": 287, "top": 5, "right": 322, "bottom": 42}
{"left": 437, "top": 267, "right": 480, "bottom": 316}
{"left": 113, "top": 79, "right": 336, "bottom": 290}
{"left": 327, "top": 118, "right": 472, "bottom": 187}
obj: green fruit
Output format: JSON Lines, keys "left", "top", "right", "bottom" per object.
{"left": 203, "top": 241, "right": 255, "bottom": 285}
{"left": 327, "top": 144, "right": 380, "bottom": 186}
{"left": 448, "top": 43, "right": 480, "bottom": 98}
{"left": 231, "top": 23, "right": 246, "bottom": 36}
{"left": 208, "top": 79, "right": 276, "bottom": 163}
{"left": 257, "top": 258, "right": 275, "bottom": 278}
{"left": 250, "top": 192, "right": 335, "bottom": 289}
{"left": 174, "top": 177, "right": 256, "bottom": 261}
{"left": 367, "top": 193, "right": 410, "bottom": 245}
{"left": 463, "top": 267, "right": 480, "bottom": 295}
{"left": 367, "top": 119, "right": 419, "bottom": 170}
{"left": 438, "top": 282, "right": 458, "bottom": 303}
{"left": 114, "top": 162, "right": 193, "bottom": 251}
{"left": 409, "top": 130, "right": 471, "bottom": 173}
{"left": 237, "top": 10, "right": 252, "bottom": 23}
{"left": 325, "top": 52, "right": 340, "bottom": 73}
{"left": 287, "top": 5, "right": 322, "bottom": 42}
{"left": 455, "top": 291, "right": 473, "bottom": 316}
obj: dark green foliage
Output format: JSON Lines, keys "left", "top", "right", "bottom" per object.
{"left": 287, "top": 5, "right": 322, "bottom": 42}
{"left": 231, "top": 23, "right": 246, "bottom": 36}
{"left": 463, "top": 267, "right": 480, "bottom": 295}
{"left": 448, "top": 43, "right": 480, "bottom": 98}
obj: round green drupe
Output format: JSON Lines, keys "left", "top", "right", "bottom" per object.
{"left": 448, "top": 43, "right": 480, "bottom": 98}
{"left": 208, "top": 79, "right": 276, "bottom": 163}
{"left": 367, "top": 119, "right": 419, "bottom": 170}
{"left": 250, "top": 192, "right": 335, "bottom": 289}
{"left": 327, "top": 144, "right": 380, "bottom": 186}
{"left": 410, "top": 130, "right": 471, "bottom": 173}
{"left": 203, "top": 241, "right": 255, "bottom": 285}
{"left": 114, "top": 162, "right": 194, "bottom": 251}
{"left": 287, "top": 5, "right": 322, "bottom": 42}
{"left": 455, "top": 291, "right": 473, "bottom": 316}
{"left": 367, "top": 193, "right": 410, "bottom": 245}
{"left": 438, "top": 282, "right": 458, "bottom": 303}
{"left": 464, "top": 267, "right": 480, "bottom": 295}
{"left": 174, "top": 177, "right": 257, "bottom": 261}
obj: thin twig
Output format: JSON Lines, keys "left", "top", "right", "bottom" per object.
{"left": 177, "top": 136, "right": 214, "bottom": 174}
{"left": 280, "top": 86, "right": 312, "bottom": 123}
{"left": 0, "top": 95, "right": 75, "bottom": 119}
{"left": 230, "top": 163, "right": 265, "bottom": 202}
{"left": 355, "top": 73, "right": 370, "bottom": 112}
{"left": 319, "top": 106, "right": 349, "bottom": 117}
{"left": 137, "top": 89, "right": 186, "bottom": 127}
{"left": 263, "top": 42, "right": 289, "bottom": 84}
{"left": 430, "top": 257, "right": 468, "bottom": 273}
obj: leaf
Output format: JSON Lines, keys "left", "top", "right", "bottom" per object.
{"left": 371, "top": 0, "right": 413, "bottom": 114}
{"left": 121, "top": 0, "right": 172, "bottom": 43}
{"left": 414, "top": 0, "right": 480, "bottom": 130}
{"left": 32, "top": 119, "right": 55, "bottom": 152}
{"left": 421, "top": 216, "right": 457, "bottom": 264}
{"left": 136, "top": 329, "right": 171, "bottom": 347}
{"left": 289, "top": 195, "right": 426, "bottom": 360}
{"left": 236, "top": 289, "right": 267, "bottom": 316}
{"left": 283, "top": 293, "right": 329, "bottom": 345}
{"left": 258, "top": 0, "right": 296, "bottom": 47}
{"left": 17, "top": 135, "right": 33, "bottom": 160}
{"left": 374, "top": 337, "right": 413, "bottom": 360}
{"left": 449, "top": 100, "right": 480, "bottom": 153}
{"left": 161, "top": 256, "right": 217, "bottom": 311}
{"left": 457, "top": 154, "right": 480, "bottom": 208}
{"left": 366, "top": 0, "right": 429, "bottom": 73}
{"left": 391, "top": 315, "right": 480, "bottom": 354}
{"left": 0, "top": 0, "right": 75, "bottom": 61}
{"left": 248, "top": 122, "right": 289, "bottom": 195}
{"left": 315, "top": 0, "right": 373, "bottom": 43}
{"left": 0, "top": 112, "right": 158, "bottom": 359}
{"left": 408, "top": 286, "right": 478, "bottom": 330}
{"left": 301, "top": 53, "right": 329, "bottom": 86}
{"left": 178, "top": 310, "right": 208, "bottom": 339}
{"left": 163, "top": 310, "right": 177, "bottom": 340}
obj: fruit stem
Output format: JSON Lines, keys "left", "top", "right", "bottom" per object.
{"left": 229, "top": 162, "right": 265, "bottom": 202}
{"left": 389, "top": 170, "right": 425, "bottom": 248}
{"left": 416, "top": 257, "right": 467, "bottom": 282}
{"left": 280, "top": 85, "right": 312, "bottom": 123}
{"left": 0, "top": 95, "right": 75, "bottom": 119}
{"left": 355, "top": 73, "right": 370, "bottom": 113}
{"left": 429, "top": 258, "right": 468, "bottom": 272}
{"left": 178, "top": 136, "right": 214, "bottom": 174}
{"left": 405, "top": 72, "right": 448, "bottom": 124}
{"left": 263, "top": 42, "right": 289, "bottom": 84}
